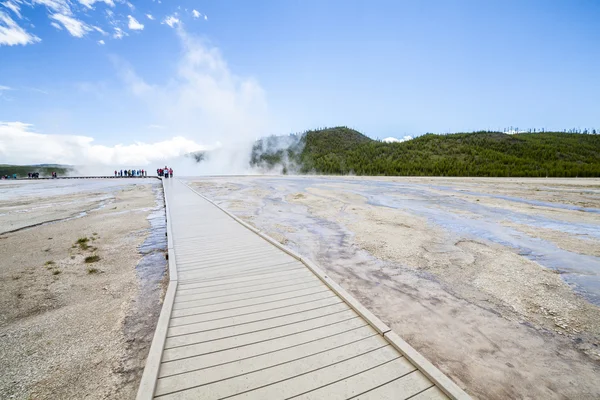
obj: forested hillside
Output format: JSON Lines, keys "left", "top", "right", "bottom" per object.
{"left": 0, "top": 164, "right": 72, "bottom": 177}
{"left": 250, "top": 127, "right": 600, "bottom": 177}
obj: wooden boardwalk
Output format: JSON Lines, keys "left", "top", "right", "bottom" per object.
{"left": 137, "top": 179, "right": 470, "bottom": 400}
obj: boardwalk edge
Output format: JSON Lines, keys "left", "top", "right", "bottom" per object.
{"left": 136, "top": 178, "right": 178, "bottom": 400}
{"left": 182, "top": 180, "right": 470, "bottom": 400}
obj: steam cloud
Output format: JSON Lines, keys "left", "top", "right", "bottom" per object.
{"left": 1, "top": 24, "right": 271, "bottom": 176}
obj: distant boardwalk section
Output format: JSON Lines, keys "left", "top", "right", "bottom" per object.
{"left": 137, "top": 179, "right": 470, "bottom": 399}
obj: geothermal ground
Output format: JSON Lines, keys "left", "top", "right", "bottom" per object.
{"left": 188, "top": 176, "right": 600, "bottom": 400}
{"left": 0, "top": 179, "right": 167, "bottom": 399}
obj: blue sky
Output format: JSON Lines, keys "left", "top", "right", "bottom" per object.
{"left": 0, "top": 0, "right": 599, "bottom": 166}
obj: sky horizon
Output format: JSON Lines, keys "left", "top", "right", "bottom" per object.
{"left": 1, "top": 0, "right": 599, "bottom": 167}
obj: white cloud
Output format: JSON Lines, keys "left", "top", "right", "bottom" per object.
{"left": 50, "top": 21, "right": 62, "bottom": 30}
{"left": 0, "top": 121, "right": 206, "bottom": 166}
{"left": 32, "top": 0, "right": 72, "bottom": 15}
{"left": 50, "top": 13, "right": 91, "bottom": 37}
{"left": 162, "top": 14, "right": 179, "bottom": 28}
{"left": 0, "top": 11, "right": 40, "bottom": 46}
{"left": 126, "top": 1, "right": 133, "bottom": 10}
{"left": 78, "top": 0, "right": 115, "bottom": 9}
{"left": 113, "top": 26, "right": 126, "bottom": 39}
{"left": 146, "top": 13, "right": 154, "bottom": 20}
{"left": 382, "top": 136, "right": 413, "bottom": 143}
{"left": 127, "top": 15, "right": 143, "bottom": 30}
{"left": 147, "top": 124, "right": 166, "bottom": 129}
{"left": 97, "top": 39, "right": 104, "bottom": 45}
{"left": 192, "top": 9, "right": 200, "bottom": 19}
{"left": 2, "top": 1, "right": 21, "bottom": 19}
{"left": 0, "top": 85, "right": 12, "bottom": 91}
{"left": 204, "top": 15, "right": 207, "bottom": 20}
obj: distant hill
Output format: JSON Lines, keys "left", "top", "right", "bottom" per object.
{"left": 251, "top": 127, "right": 600, "bottom": 177}
{"left": 0, "top": 164, "right": 73, "bottom": 177}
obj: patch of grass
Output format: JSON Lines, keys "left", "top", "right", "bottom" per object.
{"left": 45, "top": 261, "right": 55, "bottom": 266}
{"left": 77, "top": 237, "right": 91, "bottom": 250}
{"left": 84, "top": 255, "right": 100, "bottom": 263}
{"left": 52, "top": 270, "right": 61, "bottom": 275}
{"left": 87, "top": 268, "right": 99, "bottom": 274}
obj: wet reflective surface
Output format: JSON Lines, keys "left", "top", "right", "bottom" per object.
{"left": 187, "top": 176, "right": 600, "bottom": 305}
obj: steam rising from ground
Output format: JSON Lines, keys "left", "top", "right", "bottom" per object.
{"left": 1, "top": 25, "right": 270, "bottom": 176}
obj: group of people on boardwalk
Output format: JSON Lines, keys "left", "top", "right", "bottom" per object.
{"left": 158, "top": 167, "right": 173, "bottom": 178}
{"left": 111, "top": 168, "right": 172, "bottom": 177}
{"left": 115, "top": 169, "right": 147, "bottom": 177}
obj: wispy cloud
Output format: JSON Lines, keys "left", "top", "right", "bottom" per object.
{"left": 0, "top": 85, "right": 12, "bottom": 91}
{"left": 2, "top": 1, "right": 22, "bottom": 19}
{"left": 50, "top": 21, "right": 62, "bottom": 30}
{"left": 32, "top": 0, "right": 72, "bottom": 16}
{"left": 50, "top": 13, "right": 91, "bottom": 37}
{"left": 192, "top": 9, "right": 200, "bottom": 19}
{"left": 78, "top": 0, "right": 115, "bottom": 9}
{"left": 113, "top": 26, "right": 126, "bottom": 39}
{"left": 162, "top": 14, "right": 179, "bottom": 28}
{"left": 0, "top": 11, "right": 41, "bottom": 46}
{"left": 97, "top": 39, "right": 104, "bottom": 45}
{"left": 146, "top": 13, "right": 154, "bottom": 20}
{"left": 127, "top": 15, "right": 143, "bottom": 30}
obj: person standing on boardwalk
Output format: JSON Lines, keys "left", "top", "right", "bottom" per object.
{"left": 169, "top": 168, "right": 173, "bottom": 178}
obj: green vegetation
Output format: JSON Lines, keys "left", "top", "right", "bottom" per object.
{"left": 250, "top": 127, "right": 600, "bottom": 177}
{"left": 44, "top": 261, "right": 55, "bottom": 266}
{"left": 77, "top": 237, "right": 90, "bottom": 250}
{"left": 0, "top": 164, "right": 72, "bottom": 178}
{"left": 87, "top": 268, "right": 99, "bottom": 274}
{"left": 52, "top": 270, "right": 61, "bottom": 275}
{"left": 84, "top": 255, "right": 100, "bottom": 263}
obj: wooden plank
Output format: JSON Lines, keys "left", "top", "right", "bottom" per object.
{"left": 170, "top": 286, "right": 331, "bottom": 318}
{"left": 349, "top": 370, "right": 433, "bottom": 399}
{"left": 172, "top": 281, "right": 325, "bottom": 310}
{"left": 176, "top": 251, "right": 291, "bottom": 269}
{"left": 290, "top": 357, "right": 416, "bottom": 399}
{"left": 156, "top": 337, "right": 390, "bottom": 399}
{"left": 162, "top": 314, "right": 364, "bottom": 362}
{"left": 156, "top": 325, "right": 380, "bottom": 395}
{"left": 175, "top": 270, "right": 313, "bottom": 296}
{"left": 168, "top": 294, "right": 350, "bottom": 336}
{"left": 168, "top": 297, "right": 345, "bottom": 337}
{"left": 177, "top": 261, "right": 301, "bottom": 282}
{"left": 173, "top": 276, "right": 319, "bottom": 302}
{"left": 176, "top": 258, "right": 298, "bottom": 277}
{"left": 410, "top": 386, "right": 449, "bottom": 400}
{"left": 176, "top": 268, "right": 310, "bottom": 290}
{"left": 159, "top": 323, "right": 374, "bottom": 378}
{"left": 226, "top": 347, "right": 403, "bottom": 400}
{"left": 165, "top": 303, "right": 352, "bottom": 349}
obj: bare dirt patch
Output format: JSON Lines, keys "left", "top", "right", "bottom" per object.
{"left": 0, "top": 183, "right": 164, "bottom": 399}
